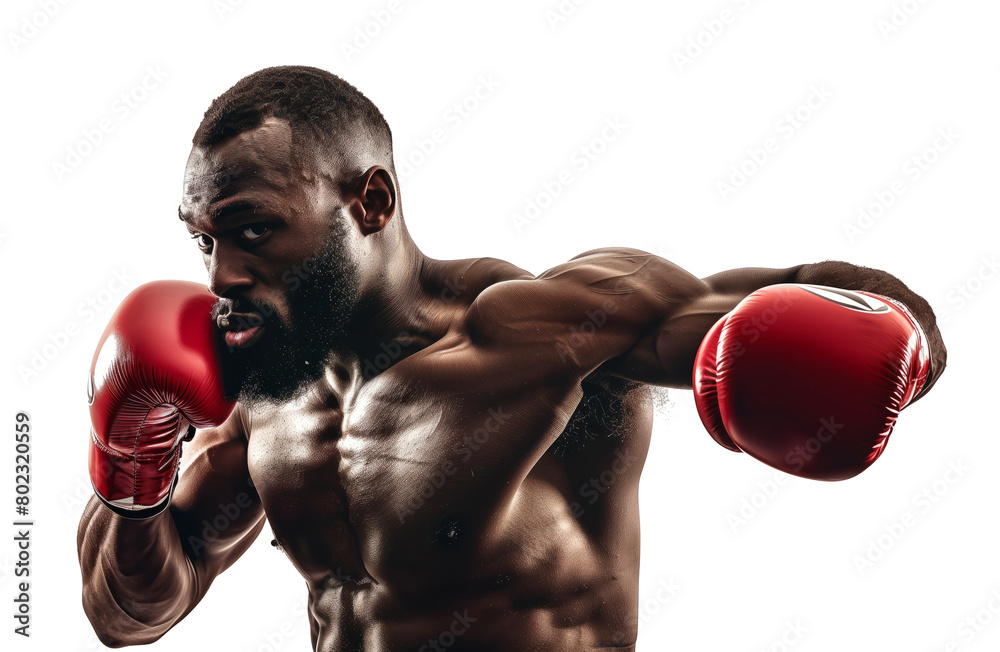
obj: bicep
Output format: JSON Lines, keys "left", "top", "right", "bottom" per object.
{"left": 169, "top": 406, "right": 264, "bottom": 599}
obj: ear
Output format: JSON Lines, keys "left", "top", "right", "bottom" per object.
{"left": 348, "top": 166, "right": 396, "bottom": 236}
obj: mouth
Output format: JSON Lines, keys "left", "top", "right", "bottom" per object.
{"left": 217, "top": 311, "right": 267, "bottom": 349}
{"left": 224, "top": 325, "right": 265, "bottom": 349}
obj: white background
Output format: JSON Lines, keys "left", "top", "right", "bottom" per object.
{"left": 2, "top": 0, "right": 997, "bottom": 650}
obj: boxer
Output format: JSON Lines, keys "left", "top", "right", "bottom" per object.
{"left": 77, "top": 66, "right": 946, "bottom": 651}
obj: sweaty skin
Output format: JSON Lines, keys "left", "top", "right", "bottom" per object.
{"left": 77, "top": 118, "right": 946, "bottom": 651}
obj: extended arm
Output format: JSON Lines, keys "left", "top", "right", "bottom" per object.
{"left": 529, "top": 248, "right": 944, "bottom": 397}
{"left": 494, "top": 247, "right": 944, "bottom": 479}
{"left": 461, "top": 246, "right": 943, "bottom": 480}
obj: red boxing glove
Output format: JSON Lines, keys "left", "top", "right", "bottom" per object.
{"left": 88, "top": 281, "right": 235, "bottom": 518}
{"left": 693, "top": 284, "right": 929, "bottom": 481}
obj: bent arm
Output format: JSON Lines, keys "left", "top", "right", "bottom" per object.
{"left": 77, "top": 498, "right": 197, "bottom": 647}
{"left": 77, "top": 407, "right": 265, "bottom": 647}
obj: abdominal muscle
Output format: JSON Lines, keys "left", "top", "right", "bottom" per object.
{"left": 302, "top": 475, "right": 641, "bottom": 651}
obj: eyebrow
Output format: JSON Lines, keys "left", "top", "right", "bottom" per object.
{"left": 178, "top": 200, "right": 268, "bottom": 226}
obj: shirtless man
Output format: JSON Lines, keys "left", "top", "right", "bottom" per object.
{"left": 77, "top": 66, "right": 946, "bottom": 651}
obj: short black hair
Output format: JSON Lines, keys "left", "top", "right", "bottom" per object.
{"left": 193, "top": 65, "right": 394, "bottom": 176}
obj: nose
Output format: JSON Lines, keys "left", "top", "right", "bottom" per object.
{"left": 207, "top": 246, "right": 255, "bottom": 298}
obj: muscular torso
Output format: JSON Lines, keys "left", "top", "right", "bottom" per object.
{"left": 245, "top": 259, "right": 654, "bottom": 651}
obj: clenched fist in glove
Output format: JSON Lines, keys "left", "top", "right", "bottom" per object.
{"left": 87, "top": 281, "right": 235, "bottom": 518}
{"left": 693, "top": 283, "right": 929, "bottom": 481}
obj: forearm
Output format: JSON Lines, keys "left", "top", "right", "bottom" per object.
{"left": 794, "top": 260, "right": 947, "bottom": 400}
{"left": 77, "top": 495, "right": 197, "bottom": 647}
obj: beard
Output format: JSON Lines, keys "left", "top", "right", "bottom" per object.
{"left": 218, "top": 219, "right": 361, "bottom": 407}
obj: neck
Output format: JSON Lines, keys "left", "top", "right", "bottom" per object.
{"left": 339, "top": 235, "right": 442, "bottom": 366}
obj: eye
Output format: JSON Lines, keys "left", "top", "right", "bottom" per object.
{"left": 190, "top": 233, "right": 213, "bottom": 253}
{"left": 242, "top": 224, "right": 270, "bottom": 241}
